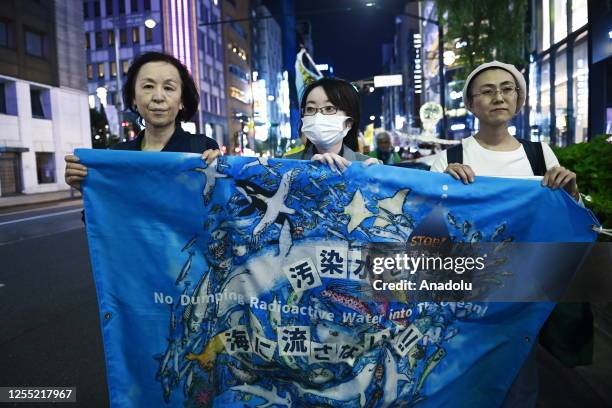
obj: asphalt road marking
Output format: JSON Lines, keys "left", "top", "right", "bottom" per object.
{"left": 0, "top": 208, "right": 83, "bottom": 226}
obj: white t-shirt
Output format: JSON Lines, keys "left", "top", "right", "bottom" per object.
{"left": 429, "top": 136, "right": 559, "bottom": 177}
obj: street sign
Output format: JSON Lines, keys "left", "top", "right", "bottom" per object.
{"left": 373, "top": 74, "right": 403, "bottom": 88}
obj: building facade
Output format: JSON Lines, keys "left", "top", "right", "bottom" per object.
{"left": 381, "top": 2, "right": 422, "bottom": 133}
{"left": 0, "top": 0, "right": 91, "bottom": 197}
{"left": 527, "top": 0, "right": 594, "bottom": 145}
{"left": 251, "top": 3, "right": 290, "bottom": 156}
{"left": 84, "top": 0, "right": 227, "bottom": 146}
{"left": 221, "top": 0, "right": 252, "bottom": 154}
{"left": 197, "top": 0, "right": 228, "bottom": 149}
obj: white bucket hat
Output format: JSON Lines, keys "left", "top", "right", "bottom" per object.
{"left": 462, "top": 61, "right": 527, "bottom": 114}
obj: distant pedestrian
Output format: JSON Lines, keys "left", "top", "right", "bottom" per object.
{"left": 369, "top": 132, "right": 401, "bottom": 165}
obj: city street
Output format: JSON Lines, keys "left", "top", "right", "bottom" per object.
{"left": 0, "top": 203, "right": 108, "bottom": 407}
{"left": 1, "top": 202, "right": 610, "bottom": 407}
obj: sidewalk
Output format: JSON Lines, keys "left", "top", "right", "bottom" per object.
{"left": 0, "top": 189, "right": 82, "bottom": 210}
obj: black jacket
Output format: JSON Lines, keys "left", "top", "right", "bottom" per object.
{"left": 112, "top": 126, "right": 219, "bottom": 153}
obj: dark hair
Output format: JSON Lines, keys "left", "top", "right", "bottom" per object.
{"left": 299, "top": 77, "right": 360, "bottom": 152}
{"left": 466, "top": 67, "right": 519, "bottom": 106}
{"left": 123, "top": 52, "right": 199, "bottom": 124}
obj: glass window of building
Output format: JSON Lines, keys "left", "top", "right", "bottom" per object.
{"left": 36, "top": 153, "right": 56, "bottom": 184}
{"left": 132, "top": 27, "right": 140, "bottom": 44}
{"left": 120, "top": 28, "right": 127, "bottom": 45}
{"left": 108, "top": 30, "right": 114, "bottom": 46}
{"left": 122, "top": 60, "right": 129, "bottom": 75}
{"left": 203, "top": 91, "right": 209, "bottom": 110}
{"left": 98, "top": 63, "right": 105, "bottom": 79}
{"left": 208, "top": 38, "right": 214, "bottom": 56}
{"left": 131, "top": 0, "right": 138, "bottom": 12}
{"left": 144, "top": 0, "right": 151, "bottom": 11}
{"left": 95, "top": 31, "right": 103, "bottom": 48}
{"left": 145, "top": 27, "right": 153, "bottom": 42}
{"left": 111, "top": 61, "right": 117, "bottom": 77}
{"left": 217, "top": 42, "right": 223, "bottom": 61}
{"left": 540, "top": 56, "right": 551, "bottom": 142}
{"left": 202, "top": 4, "right": 209, "bottom": 22}
{"left": 85, "top": 33, "right": 90, "bottom": 49}
{"left": 528, "top": 62, "right": 539, "bottom": 141}
{"left": 0, "top": 20, "right": 10, "bottom": 48}
{"left": 542, "top": 0, "right": 550, "bottom": 50}
{"left": 83, "top": 2, "right": 89, "bottom": 19}
{"left": 25, "top": 29, "right": 44, "bottom": 57}
{"left": 30, "top": 88, "right": 45, "bottom": 118}
{"left": 573, "top": 34, "right": 588, "bottom": 143}
{"left": 571, "top": 0, "right": 587, "bottom": 31}
{"left": 87, "top": 64, "right": 93, "bottom": 80}
{"left": 0, "top": 83, "right": 6, "bottom": 114}
{"left": 119, "top": 0, "right": 125, "bottom": 14}
{"left": 94, "top": 0, "right": 100, "bottom": 17}
{"left": 106, "top": 0, "right": 113, "bottom": 16}
{"left": 553, "top": 0, "right": 567, "bottom": 44}
{"left": 554, "top": 46, "right": 568, "bottom": 146}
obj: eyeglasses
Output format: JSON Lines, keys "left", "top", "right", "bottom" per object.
{"left": 302, "top": 106, "right": 338, "bottom": 116}
{"left": 471, "top": 86, "right": 518, "bottom": 99}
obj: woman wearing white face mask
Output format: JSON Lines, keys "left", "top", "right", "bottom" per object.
{"left": 285, "top": 78, "right": 377, "bottom": 170}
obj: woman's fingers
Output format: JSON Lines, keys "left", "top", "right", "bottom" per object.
{"left": 542, "top": 166, "right": 560, "bottom": 188}
{"left": 312, "top": 153, "right": 350, "bottom": 172}
{"left": 445, "top": 164, "right": 474, "bottom": 184}
{"left": 363, "top": 158, "right": 380, "bottom": 166}
{"left": 202, "top": 149, "right": 222, "bottom": 165}
{"left": 64, "top": 154, "right": 80, "bottom": 163}
{"left": 66, "top": 168, "right": 88, "bottom": 177}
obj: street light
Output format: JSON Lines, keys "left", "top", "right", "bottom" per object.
{"left": 144, "top": 19, "right": 157, "bottom": 29}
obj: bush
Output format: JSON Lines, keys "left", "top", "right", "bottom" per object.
{"left": 552, "top": 135, "right": 612, "bottom": 241}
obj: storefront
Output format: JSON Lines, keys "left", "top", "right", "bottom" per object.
{"left": 528, "top": 0, "right": 589, "bottom": 146}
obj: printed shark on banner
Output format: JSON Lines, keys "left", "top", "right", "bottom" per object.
{"left": 78, "top": 149, "right": 599, "bottom": 408}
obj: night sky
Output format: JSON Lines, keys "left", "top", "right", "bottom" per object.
{"left": 294, "top": 0, "right": 407, "bottom": 129}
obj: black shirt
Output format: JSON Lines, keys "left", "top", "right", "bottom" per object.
{"left": 112, "top": 126, "right": 219, "bottom": 153}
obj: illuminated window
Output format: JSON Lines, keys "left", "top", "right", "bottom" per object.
{"left": 111, "top": 61, "right": 117, "bottom": 77}
{"left": 145, "top": 27, "right": 153, "bottom": 42}
{"left": 571, "top": 0, "right": 587, "bottom": 31}
{"left": 542, "top": 0, "right": 550, "bottom": 50}
{"left": 108, "top": 30, "right": 114, "bottom": 46}
{"left": 572, "top": 36, "right": 588, "bottom": 143}
{"left": 553, "top": 0, "right": 567, "bottom": 44}
{"left": 98, "top": 63, "right": 105, "bottom": 78}
{"left": 87, "top": 64, "right": 93, "bottom": 80}
{"left": 554, "top": 46, "right": 568, "bottom": 146}
{"left": 132, "top": 27, "right": 140, "bottom": 44}
{"left": 36, "top": 153, "right": 56, "bottom": 184}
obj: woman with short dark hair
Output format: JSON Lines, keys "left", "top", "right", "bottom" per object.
{"left": 65, "top": 52, "right": 221, "bottom": 190}
{"left": 285, "top": 77, "right": 377, "bottom": 171}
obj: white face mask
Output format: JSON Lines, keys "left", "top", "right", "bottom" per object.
{"left": 301, "top": 113, "right": 351, "bottom": 150}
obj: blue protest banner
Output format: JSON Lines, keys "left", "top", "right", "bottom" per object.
{"left": 78, "top": 149, "right": 598, "bottom": 407}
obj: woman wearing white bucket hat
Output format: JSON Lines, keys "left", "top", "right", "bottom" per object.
{"left": 430, "top": 60, "right": 580, "bottom": 201}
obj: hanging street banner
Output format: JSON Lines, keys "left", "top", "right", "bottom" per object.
{"left": 77, "top": 149, "right": 599, "bottom": 408}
